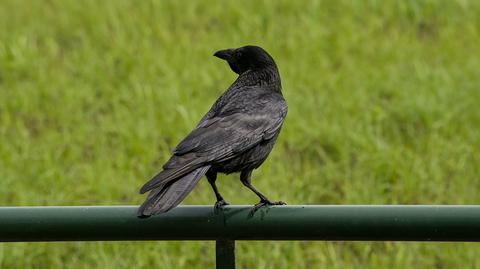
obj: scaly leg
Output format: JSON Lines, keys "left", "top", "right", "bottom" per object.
{"left": 240, "top": 170, "right": 286, "bottom": 213}
{"left": 206, "top": 170, "right": 229, "bottom": 211}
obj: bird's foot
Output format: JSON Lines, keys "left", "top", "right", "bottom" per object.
{"left": 214, "top": 199, "right": 229, "bottom": 214}
{"left": 250, "top": 199, "right": 286, "bottom": 214}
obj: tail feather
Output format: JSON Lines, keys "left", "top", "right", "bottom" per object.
{"left": 139, "top": 168, "right": 182, "bottom": 194}
{"left": 139, "top": 153, "right": 205, "bottom": 194}
{"left": 137, "top": 165, "right": 211, "bottom": 217}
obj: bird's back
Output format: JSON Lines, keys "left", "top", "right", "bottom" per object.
{"left": 206, "top": 84, "right": 287, "bottom": 174}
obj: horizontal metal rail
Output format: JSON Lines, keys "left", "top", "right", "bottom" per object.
{"left": 1, "top": 205, "right": 480, "bottom": 242}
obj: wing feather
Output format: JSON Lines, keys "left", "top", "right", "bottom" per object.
{"left": 139, "top": 90, "right": 287, "bottom": 194}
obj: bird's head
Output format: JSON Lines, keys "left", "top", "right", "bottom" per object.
{"left": 213, "top": 45, "right": 277, "bottom": 75}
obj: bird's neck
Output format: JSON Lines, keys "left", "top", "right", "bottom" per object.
{"left": 234, "top": 67, "right": 282, "bottom": 92}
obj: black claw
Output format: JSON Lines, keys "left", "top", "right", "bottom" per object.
{"left": 214, "top": 200, "right": 229, "bottom": 213}
{"left": 250, "top": 199, "right": 286, "bottom": 215}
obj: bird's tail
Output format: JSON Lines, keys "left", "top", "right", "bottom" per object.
{"left": 137, "top": 165, "right": 211, "bottom": 218}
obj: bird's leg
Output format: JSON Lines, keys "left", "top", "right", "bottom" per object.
{"left": 240, "top": 170, "right": 286, "bottom": 213}
{"left": 206, "top": 171, "right": 229, "bottom": 211}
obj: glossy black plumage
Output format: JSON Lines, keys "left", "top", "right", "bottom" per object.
{"left": 138, "top": 45, "right": 287, "bottom": 217}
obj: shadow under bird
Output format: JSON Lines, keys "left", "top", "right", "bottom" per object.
{"left": 138, "top": 45, "right": 287, "bottom": 217}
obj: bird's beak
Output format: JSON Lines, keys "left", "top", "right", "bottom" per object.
{"left": 213, "top": 49, "right": 234, "bottom": 60}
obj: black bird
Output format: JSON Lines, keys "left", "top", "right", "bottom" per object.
{"left": 138, "top": 45, "right": 287, "bottom": 217}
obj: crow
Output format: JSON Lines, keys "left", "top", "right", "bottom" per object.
{"left": 137, "top": 45, "right": 287, "bottom": 217}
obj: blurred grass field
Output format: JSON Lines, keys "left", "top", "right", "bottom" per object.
{"left": 1, "top": 0, "right": 480, "bottom": 268}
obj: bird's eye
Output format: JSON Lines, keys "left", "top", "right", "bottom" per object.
{"left": 235, "top": 51, "right": 243, "bottom": 58}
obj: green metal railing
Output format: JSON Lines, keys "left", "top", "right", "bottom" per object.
{"left": 1, "top": 205, "right": 480, "bottom": 268}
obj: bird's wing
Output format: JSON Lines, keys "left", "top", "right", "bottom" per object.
{"left": 173, "top": 102, "right": 287, "bottom": 159}
{"left": 139, "top": 99, "right": 286, "bottom": 194}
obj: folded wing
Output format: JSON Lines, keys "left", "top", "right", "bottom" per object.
{"left": 139, "top": 101, "right": 287, "bottom": 194}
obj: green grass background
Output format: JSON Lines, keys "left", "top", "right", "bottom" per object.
{"left": 1, "top": 0, "right": 480, "bottom": 268}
